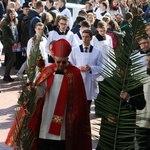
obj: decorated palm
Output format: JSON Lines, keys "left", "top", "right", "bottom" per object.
{"left": 5, "top": 33, "right": 45, "bottom": 149}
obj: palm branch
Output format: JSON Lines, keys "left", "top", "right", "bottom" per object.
{"left": 94, "top": 14, "right": 148, "bottom": 150}
{"left": 18, "top": 34, "right": 45, "bottom": 150}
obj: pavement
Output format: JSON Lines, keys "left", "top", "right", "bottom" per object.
{"left": 0, "top": 55, "right": 100, "bottom": 150}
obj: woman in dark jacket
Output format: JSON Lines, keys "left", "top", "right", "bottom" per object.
{"left": 1, "top": 8, "right": 18, "bottom": 82}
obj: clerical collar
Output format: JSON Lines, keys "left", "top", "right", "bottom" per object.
{"left": 101, "top": 11, "right": 107, "bottom": 16}
{"left": 59, "top": 29, "right": 66, "bottom": 34}
{"left": 55, "top": 27, "right": 69, "bottom": 35}
{"left": 59, "top": 6, "right": 66, "bottom": 12}
{"left": 83, "top": 45, "right": 90, "bottom": 50}
{"left": 48, "top": 6, "right": 56, "bottom": 12}
{"left": 79, "top": 45, "right": 93, "bottom": 53}
{"left": 96, "top": 34, "right": 106, "bottom": 41}
{"left": 55, "top": 70, "right": 64, "bottom": 74}
{"left": 55, "top": 68, "right": 67, "bottom": 74}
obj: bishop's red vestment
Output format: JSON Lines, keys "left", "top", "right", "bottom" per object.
{"left": 28, "top": 62, "right": 92, "bottom": 150}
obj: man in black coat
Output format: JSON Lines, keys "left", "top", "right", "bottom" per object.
{"left": 16, "top": 2, "right": 30, "bottom": 70}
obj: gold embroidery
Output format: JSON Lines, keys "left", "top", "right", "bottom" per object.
{"left": 67, "top": 73, "right": 73, "bottom": 82}
{"left": 66, "top": 72, "right": 74, "bottom": 149}
{"left": 54, "top": 67, "right": 57, "bottom": 71}
{"left": 46, "top": 68, "right": 52, "bottom": 75}
{"left": 38, "top": 68, "right": 53, "bottom": 84}
{"left": 64, "top": 69, "right": 67, "bottom": 73}
{"left": 52, "top": 115, "right": 63, "bottom": 124}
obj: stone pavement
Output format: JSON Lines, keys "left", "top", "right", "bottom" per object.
{"left": 0, "top": 56, "right": 100, "bottom": 150}
{"left": 0, "top": 64, "right": 20, "bottom": 150}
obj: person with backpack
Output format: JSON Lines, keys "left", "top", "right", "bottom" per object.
{"left": 27, "top": 1, "right": 44, "bottom": 38}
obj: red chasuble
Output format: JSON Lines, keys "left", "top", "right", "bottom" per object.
{"left": 28, "top": 62, "right": 92, "bottom": 150}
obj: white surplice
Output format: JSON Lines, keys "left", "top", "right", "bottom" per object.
{"left": 91, "top": 34, "right": 114, "bottom": 81}
{"left": 45, "top": 30, "right": 77, "bottom": 52}
{"left": 69, "top": 45, "right": 104, "bottom": 100}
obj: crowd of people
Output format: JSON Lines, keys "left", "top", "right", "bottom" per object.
{"left": 0, "top": 0, "right": 150, "bottom": 149}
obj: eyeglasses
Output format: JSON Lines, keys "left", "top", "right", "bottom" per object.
{"left": 56, "top": 61, "right": 67, "bottom": 64}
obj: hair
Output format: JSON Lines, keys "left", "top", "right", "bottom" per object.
{"left": 114, "top": 13, "right": 123, "bottom": 18}
{"left": 97, "top": 20, "right": 107, "bottom": 28}
{"left": 87, "top": 12, "right": 94, "bottom": 17}
{"left": 78, "top": 9, "right": 87, "bottom": 17}
{"left": 100, "top": 1, "right": 108, "bottom": 9}
{"left": 49, "top": 11, "right": 57, "bottom": 22}
{"left": 82, "top": 29, "right": 93, "bottom": 37}
{"left": 41, "top": 12, "right": 53, "bottom": 24}
{"left": 139, "top": 35, "right": 149, "bottom": 40}
{"left": 136, "top": 34, "right": 149, "bottom": 43}
{"left": 85, "top": 1, "right": 93, "bottom": 6}
{"left": 93, "top": 18, "right": 100, "bottom": 28}
{"left": 6, "top": 8, "right": 18, "bottom": 25}
{"left": 35, "top": 22, "right": 44, "bottom": 28}
{"left": 48, "top": 0, "right": 54, "bottom": 5}
{"left": 102, "top": 16, "right": 111, "bottom": 23}
{"left": 75, "top": 16, "right": 86, "bottom": 24}
{"left": 7, "top": 1, "right": 15, "bottom": 9}
{"left": 145, "top": 22, "right": 150, "bottom": 27}
{"left": 108, "top": 19, "right": 120, "bottom": 31}
{"left": 109, "top": 0, "right": 119, "bottom": 8}
{"left": 125, "top": 12, "right": 133, "bottom": 20}
{"left": 58, "top": 15, "right": 68, "bottom": 22}
{"left": 31, "top": 0, "right": 38, "bottom": 2}
{"left": 54, "top": 15, "right": 61, "bottom": 26}
{"left": 81, "top": 20, "right": 91, "bottom": 28}
{"left": 36, "top": 1, "right": 44, "bottom": 9}
{"left": 60, "top": 0, "right": 66, "bottom": 5}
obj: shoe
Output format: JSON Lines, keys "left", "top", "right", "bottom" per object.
{"left": 16, "top": 73, "right": 23, "bottom": 79}
{"left": 3, "top": 76, "right": 14, "bottom": 82}
{"left": 1, "top": 63, "right": 6, "bottom": 66}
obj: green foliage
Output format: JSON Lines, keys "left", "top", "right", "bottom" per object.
{"left": 95, "top": 15, "right": 148, "bottom": 150}
{"left": 15, "top": 35, "right": 45, "bottom": 150}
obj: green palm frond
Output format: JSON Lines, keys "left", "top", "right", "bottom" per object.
{"left": 14, "top": 34, "right": 45, "bottom": 149}
{"left": 95, "top": 15, "right": 148, "bottom": 150}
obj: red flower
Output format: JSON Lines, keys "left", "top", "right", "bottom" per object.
{"left": 37, "top": 59, "right": 45, "bottom": 68}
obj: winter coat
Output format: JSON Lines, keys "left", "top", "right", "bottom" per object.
{"left": 1, "top": 17, "right": 18, "bottom": 53}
